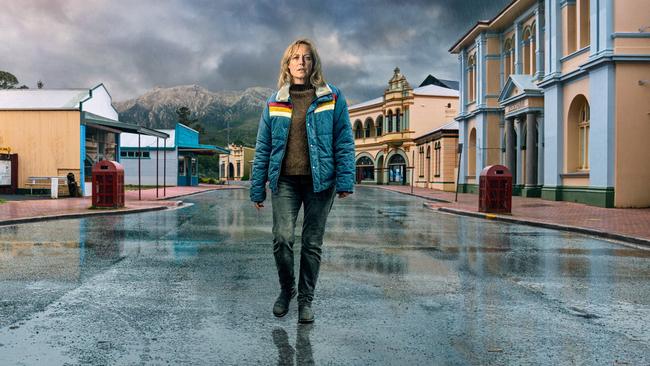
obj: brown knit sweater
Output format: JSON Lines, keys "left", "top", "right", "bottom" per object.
{"left": 281, "top": 85, "right": 315, "bottom": 175}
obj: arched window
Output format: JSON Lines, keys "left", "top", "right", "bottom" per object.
{"left": 388, "top": 154, "right": 407, "bottom": 184}
{"left": 468, "top": 128, "right": 477, "bottom": 177}
{"left": 566, "top": 95, "right": 590, "bottom": 171}
{"left": 354, "top": 120, "right": 364, "bottom": 139}
{"left": 356, "top": 156, "right": 375, "bottom": 181}
{"left": 387, "top": 110, "right": 393, "bottom": 133}
{"left": 426, "top": 145, "right": 431, "bottom": 182}
{"left": 523, "top": 27, "right": 532, "bottom": 75}
{"left": 531, "top": 22, "right": 537, "bottom": 74}
{"left": 503, "top": 38, "right": 513, "bottom": 83}
{"left": 376, "top": 116, "right": 383, "bottom": 136}
{"left": 364, "top": 118, "right": 375, "bottom": 138}
{"left": 396, "top": 108, "right": 401, "bottom": 132}
{"left": 467, "top": 55, "right": 476, "bottom": 102}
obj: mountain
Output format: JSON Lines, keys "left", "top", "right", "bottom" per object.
{"left": 114, "top": 84, "right": 275, "bottom": 147}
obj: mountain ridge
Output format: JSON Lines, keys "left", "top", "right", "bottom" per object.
{"left": 114, "top": 84, "right": 275, "bottom": 147}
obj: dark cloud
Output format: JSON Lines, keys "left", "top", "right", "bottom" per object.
{"left": 0, "top": 0, "right": 510, "bottom": 102}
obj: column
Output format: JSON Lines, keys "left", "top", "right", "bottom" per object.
{"left": 505, "top": 117, "right": 517, "bottom": 178}
{"left": 459, "top": 50, "right": 467, "bottom": 114}
{"left": 525, "top": 112, "right": 538, "bottom": 186}
{"left": 534, "top": 4, "right": 545, "bottom": 79}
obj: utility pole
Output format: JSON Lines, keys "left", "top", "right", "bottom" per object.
{"left": 225, "top": 111, "right": 231, "bottom": 185}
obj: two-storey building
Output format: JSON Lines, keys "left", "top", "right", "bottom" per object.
{"left": 451, "top": 0, "right": 650, "bottom": 207}
{"left": 349, "top": 68, "right": 459, "bottom": 186}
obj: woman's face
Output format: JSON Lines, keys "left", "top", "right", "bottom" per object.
{"left": 288, "top": 44, "right": 313, "bottom": 85}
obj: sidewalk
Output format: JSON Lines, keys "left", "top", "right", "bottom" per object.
{"left": 367, "top": 185, "right": 650, "bottom": 247}
{"left": 0, "top": 184, "right": 244, "bottom": 226}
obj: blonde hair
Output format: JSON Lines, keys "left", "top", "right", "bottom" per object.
{"left": 277, "top": 39, "right": 326, "bottom": 89}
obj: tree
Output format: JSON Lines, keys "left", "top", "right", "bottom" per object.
{"left": 0, "top": 71, "right": 20, "bottom": 89}
{"left": 176, "top": 106, "right": 205, "bottom": 137}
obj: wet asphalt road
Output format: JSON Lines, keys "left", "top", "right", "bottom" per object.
{"left": 0, "top": 187, "right": 648, "bottom": 365}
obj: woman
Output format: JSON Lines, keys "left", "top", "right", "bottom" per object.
{"left": 250, "top": 39, "right": 354, "bottom": 323}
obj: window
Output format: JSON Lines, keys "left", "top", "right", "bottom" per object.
{"left": 567, "top": 95, "right": 590, "bottom": 172}
{"left": 434, "top": 141, "right": 441, "bottom": 177}
{"left": 237, "top": 162, "right": 241, "bottom": 177}
{"left": 523, "top": 27, "right": 532, "bottom": 75}
{"left": 426, "top": 146, "right": 431, "bottom": 181}
{"left": 418, "top": 146, "right": 424, "bottom": 177}
{"left": 468, "top": 128, "right": 477, "bottom": 177}
{"left": 179, "top": 159, "right": 186, "bottom": 176}
{"left": 120, "top": 151, "right": 127, "bottom": 157}
{"left": 376, "top": 116, "right": 383, "bottom": 136}
{"left": 578, "top": 0, "right": 590, "bottom": 49}
{"left": 192, "top": 158, "right": 197, "bottom": 176}
{"left": 565, "top": 0, "right": 590, "bottom": 55}
{"left": 142, "top": 151, "right": 150, "bottom": 158}
{"left": 388, "top": 154, "right": 406, "bottom": 184}
{"left": 387, "top": 110, "right": 393, "bottom": 133}
{"left": 396, "top": 109, "right": 401, "bottom": 132}
{"left": 356, "top": 156, "right": 375, "bottom": 181}
{"left": 467, "top": 55, "right": 477, "bottom": 102}
{"left": 354, "top": 120, "right": 363, "bottom": 139}
{"left": 365, "top": 118, "right": 374, "bottom": 138}
{"left": 503, "top": 38, "right": 513, "bottom": 83}
{"left": 578, "top": 103, "right": 590, "bottom": 170}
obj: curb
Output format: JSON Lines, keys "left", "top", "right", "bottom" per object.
{"left": 362, "top": 185, "right": 451, "bottom": 203}
{"left": 157, "top": 186, "right": 245, "bottom": 200}
{"left": 433, "top": 206, "right": 650, "bottom": 247}
{"left": 0, "top": 203, "right": 181, "bottom": 228}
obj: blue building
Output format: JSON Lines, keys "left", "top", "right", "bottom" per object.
{"left": 120, "top": 123, "right": 227, "bottom": 186}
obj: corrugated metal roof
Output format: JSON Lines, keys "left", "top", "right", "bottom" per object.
{"left": 414, "top": 120, "right": 459, "bottom": 139}
{"left": 0, "top": 89, "right": 90, "bottom": 110}
{"left": 349, "top": 97, "right": 383, "bottom": 110}
{"left": 413, "top": 84, "right": 460, "bottom": 97}
{"left": 350, "top": 84, "right": 459, "bottom": 112}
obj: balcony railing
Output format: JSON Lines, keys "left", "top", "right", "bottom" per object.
{"left": 354, "top": 130, "right": 413, "bottom": 146}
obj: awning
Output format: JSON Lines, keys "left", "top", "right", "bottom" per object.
{"left": 178, "top": 143, "right": 230, "bottom": 155}
{"left": 81, "top": 111, "right": 169, "bottom": 138}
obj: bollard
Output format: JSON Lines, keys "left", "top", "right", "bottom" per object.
{"left": 50, "top": 177, "right": 59, "bottom": 199}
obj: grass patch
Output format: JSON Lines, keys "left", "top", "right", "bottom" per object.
{"left": 0, "top": 199, "right": 6, "bottom": 204}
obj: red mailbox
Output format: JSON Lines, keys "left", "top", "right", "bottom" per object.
{"left": 479, "top": 165, "right": 512, "bottom": 214}
{"left": 92, "top": 160, "right": 124, "bottom": 208}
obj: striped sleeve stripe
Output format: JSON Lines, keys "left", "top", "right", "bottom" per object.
{"left": 314, "top": 100, "right": 335, "bottom": 113}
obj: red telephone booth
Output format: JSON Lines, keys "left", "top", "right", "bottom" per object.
{"left": 479, "top": 165, "right": 512, "bottom": 214}
{"left": 92, "top": 160, "right": 125, "bottom": 208}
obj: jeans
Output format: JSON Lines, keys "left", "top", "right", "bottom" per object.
{"left": 271, "top": 175, "right": 336, "bottom": 305}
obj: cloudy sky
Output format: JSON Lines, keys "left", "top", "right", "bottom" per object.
{"left": 0, "top": 0, "right": 510, "bottom": 103}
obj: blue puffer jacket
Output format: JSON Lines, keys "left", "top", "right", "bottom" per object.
{"left": 249, "top": 83, "right": 355, "bottom": 203}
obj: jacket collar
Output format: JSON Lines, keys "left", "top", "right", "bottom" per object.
{"left": 276, "top": 83, "right": 332, "bottom": 102}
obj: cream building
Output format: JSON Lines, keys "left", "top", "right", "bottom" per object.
{"left": 349, "top": 68, "right": 459, "bottom": 186}
{"left": 219, "top": 144, "right": 255, "bottom": 181}
{"left": 450, "top": 0, "right": 650, "bottom": 207}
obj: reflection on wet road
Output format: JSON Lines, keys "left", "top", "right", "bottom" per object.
{"left": 0, "top": 187, "right": 648, "bottom": 365}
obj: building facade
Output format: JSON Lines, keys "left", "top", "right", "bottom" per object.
{"left": 0, "top": 84, "right": 165, "bottom": 196}
{"left": 219, "top": 144, "right": 255, "bottom": 181}
{"left": 450, "top": 0, "right": 650, "bottom": 207}
{"left": 349, "top": 68, "right": 459, "bottom": 186}
{"left": 413, "top": 121, "right": 460, "bottom": 192}
{"left": 120, "top": 123, "right": 227, "bottom": 186}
